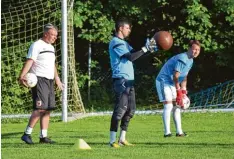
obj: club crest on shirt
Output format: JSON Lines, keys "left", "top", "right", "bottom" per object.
{"left": 36, "top": 100, "right": 42, "bottom": 107}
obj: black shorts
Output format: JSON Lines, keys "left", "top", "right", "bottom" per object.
{"left": 31, "top": 76, "right": 55, "bottom": 110}
{"left": 113, "top": 78, "right": 136, "bottom": 116}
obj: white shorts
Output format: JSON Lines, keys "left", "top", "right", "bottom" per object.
{"left": 156, "top": 80, "right": 176, "bottom": 102}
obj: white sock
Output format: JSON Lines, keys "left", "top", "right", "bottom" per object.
{"left": 40, "top": 129, "right": 48, "bottom": 138}
{"left": 25, "top": 126, "right": 33, "bottom": 135}
{"left": 119, "top": 130, "right": 126, "bottom": 142}
{"left": 173, "top": 106, "right": 183, "bottom": 134}
{"left": 162, "top": 103, "right": 173, "bottom": 135}
{"left": 110, "top": 131, "right": 117, "bottom": 144}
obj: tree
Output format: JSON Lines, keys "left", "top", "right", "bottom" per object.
{"left": 72, "top": 0, "right": 234, "bottom": 108}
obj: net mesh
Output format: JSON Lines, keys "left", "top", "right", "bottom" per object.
{"left": 189, "top": 80, "right": 234, "bottom": 108}
{"left": 1, "top": 0, "right": 85, "bottom": 115}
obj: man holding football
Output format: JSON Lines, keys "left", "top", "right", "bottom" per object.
{"left": 19, "top": 23, "right": 64, "bottom": 144}
{"left": 108, "top": 17, "right": 158, "bottom": 148}
{"left": 156, "top": 40, "right": 201, "bottom": 137}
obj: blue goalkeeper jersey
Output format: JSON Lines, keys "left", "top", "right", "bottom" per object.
{"left": 156, "top": 52, "right": 193, "bottom": 85}
{"left": 109, "top": 36, "right": 134, "bottom": 80}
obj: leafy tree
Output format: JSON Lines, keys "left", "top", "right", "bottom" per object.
{"left": 72, "top": 0, "right": 234, "bottom": 108}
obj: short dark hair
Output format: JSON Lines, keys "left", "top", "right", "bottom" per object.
{"left": 189, "top": 40, "right": 201, "bottom": 47}
{"left": 115, "top": 17, "right": 132, "bottom": 32}
{"left": 44, "top": 23, "right": 58, "bottom": 33}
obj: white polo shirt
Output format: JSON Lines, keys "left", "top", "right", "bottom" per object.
{"left": 27, "top": 39, "right": 55, "bottom": 79}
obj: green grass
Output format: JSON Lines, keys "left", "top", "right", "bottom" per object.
{"left": 2, "top": 112, "right": 234, "bottom": 159}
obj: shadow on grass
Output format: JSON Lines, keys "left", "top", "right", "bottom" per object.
{"left": 188, "top": 130, "right": 233, "bottom": 133}
{"left": 1, "top": 132, "right": 23, "bottom": 139}
{"left": 2, "top": 142, "right": 75, "bottom": 148}
{"left": 2, "top": 141, "right": 234, "bottom": 149}
{"left": 135, "top": 142, "right": 234, "bottom": 148}
{"left": 63, "top": 135, "right": 90, "bottom": 138}
{"left": 74, "top": 141, "right": 234, "bottom": 148}
{"left": 1, "top": 142, "right": 108, "bottom": 149}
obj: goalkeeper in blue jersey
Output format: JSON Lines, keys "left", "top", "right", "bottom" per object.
{"left": 156, "top": 40, "right": 201, "bottom": 137}
{"left": 108, "top": 17, "right": 158, "bottom": 148}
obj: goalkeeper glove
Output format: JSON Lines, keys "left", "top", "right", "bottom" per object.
{"left": 181, "top": 89, "right": 187, "bottom": 95}
{"left": 142, "top": 38, "right": 158, "bottom": 53}
{"left": 176, "top": 89, "right": 184, "bottom": 107}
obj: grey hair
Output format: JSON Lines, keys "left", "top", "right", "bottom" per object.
{"left": 43, "top": 23, "right": 58, "bottom": 33}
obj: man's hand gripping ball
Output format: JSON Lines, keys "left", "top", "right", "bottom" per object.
{"left": 176, "top": 89, "right": 188, "bottom": 109}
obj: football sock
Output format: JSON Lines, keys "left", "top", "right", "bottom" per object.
{"left": 173, "top": 106, "right": 183, "bottom": 134}
{"left": 110, "top": 131, "right": 117, "bottom": 144}
{"left": 40, "top": 129, "right": 48, "bottom": 138}
{"left": 25, "top": 126, "right": 33, "bottom": 135}
{"left": 162, "top": 103, "right": 173, "bottom": 135}
{"left": 119, "top": 130, "right": 126, "bottom": 142}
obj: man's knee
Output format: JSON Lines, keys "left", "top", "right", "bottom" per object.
{"left": 116, "top": 108, "right": 126, "bottom": 120}
{"left": 123, "top": 111, "right": 135, "bottom": 121}
{"left": 128, "top": 111, "right": 135, "bottom": 120}
{"left": 34, "top": 109, "right": 49, "bottom": 116}
{"left": 115, "top": 100, "right": 128, "bottom": 120}
{"left": 163, "top": 101, "right": 173, "bottom": 104}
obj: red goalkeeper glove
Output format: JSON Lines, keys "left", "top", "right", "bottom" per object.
{"left": 181, "top": 89, "right": 187, "bottom": 95}
{"left": 176, "top": 89, "right": 184, "bottom": 107}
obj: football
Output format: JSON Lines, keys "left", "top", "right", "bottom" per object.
{"left": 25, "top": 73, "right": 38, "bottom": 88}
{"left": 153, "top": 31, "right": 173, "bottom": 50}
{"left": 180, "top": 95, "right": 190, "bottom": 110}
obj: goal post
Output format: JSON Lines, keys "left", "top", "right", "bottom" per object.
{"left": 61, "top": 0, "right": 68, "bottom": 122}
{"left": 1, "top": 0, "right": 85, "bottom": 119}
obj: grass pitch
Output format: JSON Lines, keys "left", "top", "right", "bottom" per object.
{"left": 1, "top": 112, "right": 234, "bottom": 159}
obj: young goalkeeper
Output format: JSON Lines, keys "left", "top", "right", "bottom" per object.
{"left": 156, "top": 40, "right": 201, "bottom": 137}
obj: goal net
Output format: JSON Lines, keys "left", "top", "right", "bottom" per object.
{"left": 189, "top": 80, "right": 234, "bottom": 109}
{"left": 1, "top": 0, "right": 85, "bottom": 117}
